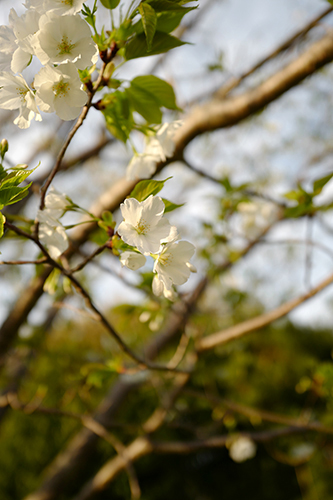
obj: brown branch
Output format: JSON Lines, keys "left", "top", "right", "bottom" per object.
{"left": 0, "top": 257, "right": 48, "bottom": 265}
{"left": 196, "top": 270, "right": 333, "bottom": 352}
{"left": 149, "top": 427, "right": 313, "bottom": 454}
{"left": 214, "top": 5, "right": 333, "bottom": 99}
{"left": 183, "top": 389, "right": 333, "bottom": 436}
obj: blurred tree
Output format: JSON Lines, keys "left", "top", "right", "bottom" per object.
{"left": 1, "top": 1, "right": 333, "bottom": 499}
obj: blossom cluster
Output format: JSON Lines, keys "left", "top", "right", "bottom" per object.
{"left": 37, "top": 187, "right": 69, "bottom": 260}
{"left": 0, "top": 0, "right": 97, "bottom": 128}
{"left": 126, "top": 121, "right": 183, "bottom": 180}
{"left": 118, "top": 195, "right": 196, "bottom": 300}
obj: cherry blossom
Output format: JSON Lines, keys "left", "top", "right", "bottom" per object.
{"left": 145, "top": 121, "right": 183, "bottom": 162}
{"left": 9, "top": 8, "right": 40, "bottom": 73}
{"left": 34, "top": 63, "right": 88, "bottom": 121}
{"left": 37, "top": 210, "right": 68, "bottom": 259}
{"left": 0, "top": 72, "right": 42, "bottom": 128}
{"left": 152, "top": 240, "right": 196, "bottom": 298}
{"left": 44, "top": 186, "right": 69, "bottom": 219}
{"left": 117, "top": 196, "right": 174, "bottom": 255}
{"left": 0, "top": 26, "right": 16, "bottom": 71}
{"left": 33, "top": 13, "right": 98, "bottom": 69}
{"left": 120, "top": 251, "right": 146, "bottom": 271}
{"left": 25, "top": 0, "right": 85, "bottom": 16}
{"left": 126, "top": 153, "right": 160, "bottom": 181}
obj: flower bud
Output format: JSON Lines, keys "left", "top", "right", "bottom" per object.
{"left": 0, "top": 139, "right": 8, "bottom": 159}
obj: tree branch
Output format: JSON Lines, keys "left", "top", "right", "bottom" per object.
{"left": 196, "top": 270, "right": 333, "bottom": 352}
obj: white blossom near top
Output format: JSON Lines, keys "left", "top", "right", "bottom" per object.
{"left": 34, "top": 63, "right": 88, "bottom": 121}
{"left": 44, "top": 186, "right": 69, "bottom": 219}
{"left": 0, "top": 72, "right": 42, "bottom": 128}
{"left": 117, "top": 196, "right": 174, "bottom": 255}
{"left": 228, "top": 436, "right": 257, "bottom": 463}
{"left": 120, "top": 251, "right": 146, "bottom": 271}
{"left": 33, "top": 13, "right": 98, "bottom": 69}
{"left": 37, "top": 209, "right": 68, "bottom": 259}
{"left": 126, "top": 153, "right": 159, "bottom": 181}
{"left": 25, "top": 0, "right": 85, "bottom": 15}
{"left": 152, "top": 239, "right": 196, "bottom": 299}
{"left": 0, "top": 25, "right": 17, "bottom": 71}
{"left": 145, "top": 121, "right": 183, "bottom": 162}
{"left": 9, "top": 8, "right": 40, "bottom": 73}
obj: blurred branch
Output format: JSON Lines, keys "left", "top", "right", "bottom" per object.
{"left": 0, "top": 393, "right": 141, "bottom": 499}
{"left": 214, "top": 5, "right": 333, "bottom": 100}
{"left": 183, "top": 389, "right": 333, "bottom": 435}
{"left": 197, "top": 270, "right": 333, "bottom": 352}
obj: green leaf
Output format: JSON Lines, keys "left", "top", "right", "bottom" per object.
{"left": 102, "top": 91, "right": 134, "bottom": 142}
{"left": 125, "top": 31, "right": 186, "bottom": 60}
{"left": 146, "top": 0, "right": 193, "bottom": 12}
{"left": 0, "top": 184, "right": 32, "bottom": 209}
{"left": 100, "top": 0, "right": 120, "bottom": 9}
{"left": 0, "top": 211, "right": 5, "bottom": 239}
{"left": 161, "top": 198, "right": 184, "bottom": 212}
{"left": 0, "top": 168, "right": 36, "bottom": 188}
{"left": 156, "top": 7, "right": 196, "bottom": 33}
{"left": 313, "top": 173, "right": 333, "bottom": 195}
{"left": 125, "top": 86, "right": 162, "bottom": 123}
{"left": 129, "top": 177, "right": 172, "bottom": 201}
{"left": 139, "top": 2, "right": 157, "bottom": 51}
{"left": 131, "top": 75, "right": 179, "bottom": 110}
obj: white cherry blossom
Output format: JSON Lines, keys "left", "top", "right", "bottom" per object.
{"left": 152, "top": 240, "right": 196, "bottom": 298}
{"left": 120, "top": 251, "right": 146, "bottom": 271}
{"left": 25, "top": 0, "right": 85, "bottom": 15}
{"left": 9, "top": 8, "right": 40, "bottom": 73}
{"left": 37, "top": 210, "right": 68, "bottom": 259}
{"left": 229, "top": 437, "right": 257, "bottom": 463}
{"left": 145, "top": 121, "right": 183, "bottom": 162}
{"left": 126, "top": 153, "right": 159, "bottom": 181}
{"left": 33, "top": 13, "right": 98, "bottom": 69}
{"left": 44, "top": 186, "right": 69, "bottom": 219}
{"left": 34, "top": 63, "right": 88, "bottom": 121}
{"left": 0, "top": 26, "right": 16, "bottom": 71}
{"left": 117, "top": 196, "right": 174, "bottom": 255}
{"left": 0, "top": 72, "right": 42, "bottom": 128}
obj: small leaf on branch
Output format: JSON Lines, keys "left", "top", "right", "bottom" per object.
{"left": 129, "top": 177, "right": 172, "bottom": 201}
{"left": 313, "top": 172, "right": 333, "bottom": 195}
{"left": 125, "top": 31, "right": 186, "bottom": 60}
{"left": 0, "top": 212, "right": 5, "bottom": 239}
{"left": 139, "top": 2, "right": 157, "bottom": 51}
{"left": 161, "top": 198, "right": 184, "bottom": 212}
{"left": 99, "top": 0, "right": 121, "bottom": 9}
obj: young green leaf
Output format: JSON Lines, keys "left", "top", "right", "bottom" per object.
{"left": 139, "top": 2, "right": 157, "bottom": 51}
{"left": 156, "top": 7, "right": 196, "bottom": 33}
{"left": 100, "top": 0, "right": 121, "bottom": 9}
{"left": 0, "top": 211, "right": 5, "bottom": 238}
{"left": 125, "top": 31, "right": 186, "bottom": 59}
{"left": 129, "top": 177, "right": 172, "bottom": 201}
{"left": 125, "top": 86, "right": 162, "bottom": 123}
{"left": 131, "top": 75, "right": 179, "bottom": 110}
{"left": 313, "top": 173, "right": 333, "bottom": 195}
{"left": 161, "top": 198, "right": 184, "bottom": 212}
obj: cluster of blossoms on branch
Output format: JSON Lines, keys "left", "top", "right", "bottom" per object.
{"left": 0, "top": 0, "right": 96, "bottom": 127}
{"left": 126, "top": 121, "right": 183, "bottom": 180}
{"left": 118, "top": 194, "right": 196, "bottom": 300}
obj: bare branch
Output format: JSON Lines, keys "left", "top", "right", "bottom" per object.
{"left": 197, "top": 270, "right": 333, "bottom": 352}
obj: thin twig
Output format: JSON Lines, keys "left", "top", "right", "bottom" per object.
{"left": 39, "top": 62, "right": 107, "bottom": 210}
{"left": 213, "top": 5, "right": 333, "bottom": 99}
{"left": 197, "top": 270, "right": 333, "bottom": 352}
{"left": 0, "top": 257, "right": 48, "bottom": 265}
